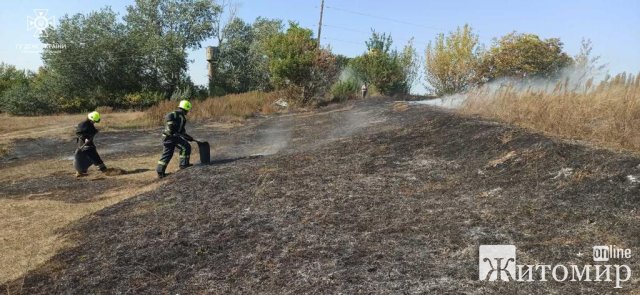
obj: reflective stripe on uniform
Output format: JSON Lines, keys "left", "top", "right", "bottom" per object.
{"left": 157, "top": 160, "right": 167, "bottom": 166}
{"left": 176, "top": 144, "right": 186, "bottom": 157}
{"left": 166, "top": 111, "right": 185, "bottom": 134}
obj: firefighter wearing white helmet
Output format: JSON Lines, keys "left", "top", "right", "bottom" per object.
{"left": 74, "top": 111, "right": 107, "bottom": 177}
{"left": 156, "top": 100, "right": 195, "bottom": 178}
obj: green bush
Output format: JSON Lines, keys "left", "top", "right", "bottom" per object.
{"left": 58, "top": 96, "right": 86, "bottom": 113}
{"left": 0, "top": 83, "right": 57, "bottom": 115}
{"left": 425, "top": 24, "right": 481, "bottom": 95}
{"left": 264, "top": 23, "right": 339, "bottom": 105}
{"left": 330, "top": 79, "right": 359, "bottom": 102}
{"left": 477, "top": 32, "right": 573, "bottom": 82}
{"left": 350, "top": 31, "right": 416, "bottom": 96}
{"left": 124, "top": 91, "right": 165, "bottom": 109}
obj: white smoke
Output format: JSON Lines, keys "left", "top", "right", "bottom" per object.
{"left": 330, "top": 108, "right": 386, "bottom": 139}
{"left": 250, "top": 118, "right": 293, "bottom": 156}
{"left": 409, "top": 93, "right": 467, "bottom": 108}
{"left": 412, "top": 65, "right": 608, "bottom": 109}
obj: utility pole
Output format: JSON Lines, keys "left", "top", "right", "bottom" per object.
{"left": 317, "top": 0, "right": 324, "bottom": 48}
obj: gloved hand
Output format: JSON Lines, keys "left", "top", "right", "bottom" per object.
{"left": 162, "top": 129, "right": 174, "bottom": 137}
{"left": 182, "top": 134, "right": 195, "bottom": 142}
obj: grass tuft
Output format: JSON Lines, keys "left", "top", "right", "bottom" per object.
{"left": 460, "top": 73, "right": 640, "bottom": 152}
{"left": 0, "top": 143, "right": 9, "bottom": 157}
{"left": 141, "top": 91, "right": 281, "bottom": 127}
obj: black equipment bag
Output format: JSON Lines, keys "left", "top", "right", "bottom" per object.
{"left": 73, "top": 149, "right": 92, "bottom": 173}
{"left": 197, "top": 141, "right": 210, "bottom": 164}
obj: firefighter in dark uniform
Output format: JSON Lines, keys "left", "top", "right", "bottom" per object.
{"left": 156, "top": 100, "right": 195, "bottom": 178}
{"left": 75, "top": 111, "right": 107, "bottom": 177}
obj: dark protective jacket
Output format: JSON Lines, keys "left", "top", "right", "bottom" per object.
{"left": 162, "top": 108, "right": 191, "bottom": 139}
{"left": 76, "top": 119, "right": 98, "bottom": 142}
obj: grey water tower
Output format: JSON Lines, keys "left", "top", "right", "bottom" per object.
{"left": 206, "top": 46, "right": 219, "bottom": 94}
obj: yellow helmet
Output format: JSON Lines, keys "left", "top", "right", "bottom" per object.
{"left": 88, "top": 111, "right": 101, "bottom": 123}
{"left": 178, "top": 100, "right": 192, "bottom": 111}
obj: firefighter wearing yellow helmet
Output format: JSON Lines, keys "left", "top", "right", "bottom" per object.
{"left": 156, "top": 100, "right": 195, "bottom": 178}
{"left": 74, "top": 111, "right": 107, "bottom": 177}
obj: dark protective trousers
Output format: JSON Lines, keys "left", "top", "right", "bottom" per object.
{"left": 156, "top": 135, "right": 191, "bottom": 174}
{"left": 74, "top": 143, "right": 106, "bottom": 173}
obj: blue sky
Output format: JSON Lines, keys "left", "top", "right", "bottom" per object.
{"left": 1, "top": 0, "right": 639, "bottom": 94}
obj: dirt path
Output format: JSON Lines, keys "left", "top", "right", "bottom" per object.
{"left": 2, "top": 98, "right": 639, "bottom": 293}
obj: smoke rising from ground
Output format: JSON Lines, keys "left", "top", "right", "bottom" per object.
{"left": 415, "top": 65, "right": 608, "bottom": 109}
{"left": 249, "top": 118, "right": 293, "bottom": 156}
{"left": 231, "top": 105, "right": 388, "bottom": 158}
{"left": 329, "top": 108, "right": 386, "bottom": 139}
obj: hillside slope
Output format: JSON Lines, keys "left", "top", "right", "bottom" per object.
{"left": 5, "top": 98, "right": 640, "bottom": 294}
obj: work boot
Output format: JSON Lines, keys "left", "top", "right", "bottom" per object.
{"left": 98, "top": 164, "right": 107, "bottom": 172}
{"left": 75, "top": 171, "right": 88, "bottom": 177}
{"left": 156, "top": 163, "right": 167, "bottom": 177}
{"left": 179, "top": 164, "right": 193, "bottom": 169}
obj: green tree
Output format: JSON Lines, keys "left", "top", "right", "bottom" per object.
{"left": 477, "top": 32, "right": 573, "bottom": 81}
{"left": 572, "top": 38, "right": 606, "bottom": 85}
{"left": 0, "top": 63, "right": 31, "bottom": 97}
{"left": 305, "top": 48, "right": 339, "bottom": 102}
{"left": 350, "top": 31, "right": 412, "bottom": 95}
{"left": 210, "top": 17, "right": 283, "bottom": 95}
{"left": 399, "top": 38, "right": 420, "bottom": 93}
{"left": 38, "top": 1, "right": 221, "bottom": 111}
{"left": 249, "top": 17, "right": 283, "bottom": 91}
{"left": 264, "top": 22, "right": 316, "bottom": 88}
{"left": 216, "top": 18, "right": 275, "bottom": 94}
{"left": 41, "top": 8, "right": 141, "bottom": 107}
{"left": 124, "top": 0, "right": 221, "bottom": 97}
{"left": 0, "top": 67, "right": 63, "bottom": 115}
{"left": 213, "top": 0, "right": 240, "bottom": 47}
{"left": 334, "top": 54, "right": 351, "bottom": 71}
{"left": 1, "top": 84, "right": 53, "bottom": 115}
{"left": 213, "top": 18, "right": 254, "bottom": 94}
{"left": 263, "top": 22, "right": 339, "bottom": 103}
{"left": 424, "top": 24, "right": 481, "bottom": 95}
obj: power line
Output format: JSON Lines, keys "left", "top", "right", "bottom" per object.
{"left": 322, "top": 37, "right": 361, "bottom": 45}
{"left": 322, "top": 23, "right": 430, "bottom": 45}
{"left": 325, "top": 5, "right": 444, "bottom": 31}
{"left": 322, "top": 23, "right": 368, "bottom": 34}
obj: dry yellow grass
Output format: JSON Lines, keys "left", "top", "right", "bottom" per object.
{"left": 1, "top": 91, "right": 280, "bottom": 141}
{"left": 0, "top": 154, "right": 161, "bottom": 285}
{"left": 0, "top": 112, "right": 145, "bottom": 143}
{"left": 461, "top": 73, "right": 640, "bottom": 152}
{"left": 0, "top": 181, "right": 159, "bottom": 285}
{"left": 141, "top": 91, "right": 281, "bottom": 127}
